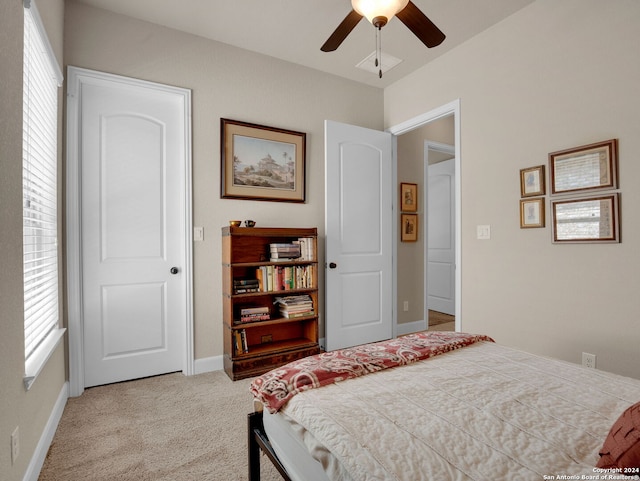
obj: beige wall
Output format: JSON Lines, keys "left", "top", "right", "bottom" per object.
{"left": 63, "top": 1, "right": 384, "bottom": 360}
{"left": 0, "top": 0, "right": 67, "bottom": 480}
{"left": 386, "top": 0, "right": 640, "bottom": 379}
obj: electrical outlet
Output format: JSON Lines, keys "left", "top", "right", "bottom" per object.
{"left": 582, "top": 352, "right": 596, "bottom": 369}
{"left": 11, "top": 426, "right": 19, "bottom": 464}
{"left": 403, "top": 301, "right": 409, "bottom": 312}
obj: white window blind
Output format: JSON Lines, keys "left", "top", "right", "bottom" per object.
{"left": 23, "top": 2, "right": 63, "bottom": 366}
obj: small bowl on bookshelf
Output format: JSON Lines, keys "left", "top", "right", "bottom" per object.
{"left": 244, "top": 220, "right": 256, "bottom": 228}
{"left": 229, "top": 220, "right": 242, "bottom": 227}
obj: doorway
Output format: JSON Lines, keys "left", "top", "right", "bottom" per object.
{"left": 389, "top": 100, "right": 461, "bottom": 334}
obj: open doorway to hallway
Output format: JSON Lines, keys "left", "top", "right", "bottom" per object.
{"left": 396, "top": 113, "right": 457, "bottom": 333}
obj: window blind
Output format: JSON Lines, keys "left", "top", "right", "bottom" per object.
{"left": 23, "top": 3, "right": 61, "bottom": 361}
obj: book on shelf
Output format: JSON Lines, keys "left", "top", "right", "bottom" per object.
{"left": 237, "top": 306, "right": 271, "bottom": 324}
{"left": 270, "top": 247, "right": 301, "bottom": 254}
{"left": 238, "top": 314, "right": 270, "bottom": 323}
{"left": 273, "top": 294, "right": 314, "bottom": 318}
{"left": 240, "top": 306, "right": 269, "bottom": 315}
{"left": 268, "top": 238, "right": 316, "bottom": 262}
{"left": 293, "top": 237, "right": 316, "bottom": 261}
{"left": 241, "top": 330, "right": 248, "bottom": 353}
{"left": 269, "top": 242, "right": 301, "bottom": 261}
{"left": 234, "top": 329, "right": 249, "bottom": 354}
{"left": 233, "top": 278, "right": 260, "bottom": 294}
{"left": 280, "top": 309, "right": 314, "bottom": 319}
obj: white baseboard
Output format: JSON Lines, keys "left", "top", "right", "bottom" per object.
{"left": 194, "top": 355, "right": 223, "bottom": 374}
{"left": 24, "top": 381, "right": 69, "bottom": 481}
{"left": 396, "top": 319, "right": 427, "bottom": 336}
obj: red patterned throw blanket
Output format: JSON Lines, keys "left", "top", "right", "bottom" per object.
{"left": 250, "top": 331, "right": 494, "bottom": 413}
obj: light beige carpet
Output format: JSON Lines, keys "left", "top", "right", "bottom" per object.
{"left": 39, "top": 371, "right": 282, "bottom": 481}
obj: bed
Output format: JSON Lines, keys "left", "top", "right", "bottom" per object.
{"left": 248, "top": 332, "right": 640, "bottom": 481}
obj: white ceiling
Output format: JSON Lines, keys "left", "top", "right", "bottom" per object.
{"left": 73, "top": 0, "right": 535, "bottom": 88}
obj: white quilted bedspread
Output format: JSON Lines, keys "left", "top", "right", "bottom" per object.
{"left": 281, "top": 342, "right": 640, "bottom": 481}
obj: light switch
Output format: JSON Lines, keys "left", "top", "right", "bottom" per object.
{"left": 194, "top": 226, "right": 204, "bottom": 241}
{"left": 477, "top": 225, "right": 491, "bottom": 240}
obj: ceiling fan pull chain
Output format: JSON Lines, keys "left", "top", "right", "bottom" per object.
{"left": 374, "top": 27, "right": 379, "bottom": 68}
{"left": 378, "top": 26, "right": 383, "bottom": 78}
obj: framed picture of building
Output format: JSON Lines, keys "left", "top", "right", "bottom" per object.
{"left": 221, "top": 118, "right": 306, "bottom": 202}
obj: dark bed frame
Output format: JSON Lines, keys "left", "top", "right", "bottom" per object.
{"left": 248, "top": 411, "right": 292, "bottom": 481}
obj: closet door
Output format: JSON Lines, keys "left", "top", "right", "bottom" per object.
{"left": 68, "top": 67, "right": 191, "bottom": 389}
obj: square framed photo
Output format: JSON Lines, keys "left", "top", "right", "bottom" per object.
{"left": 401, "top": 214, "right": 418, "bottom": 242}
{"left": 221, "top": 118, "right": 306, "bottom": 202}
{"left": 520, "top": 198, "right": 545, "bottom": 228}
{"left": 520, "top": 165, "right": 545, "bottom": 197}
{"left": 400, "top": 183, "right": 418, "bottom": 212}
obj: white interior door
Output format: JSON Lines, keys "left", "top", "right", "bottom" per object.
{"left": 74, "top": 69, "right": 191, "bottom": 388}
{"left": 325, "top": 120, "right": 393, "bottom": 351}
{"left": 427, "top": 157, "right": 455, "bottom": 315}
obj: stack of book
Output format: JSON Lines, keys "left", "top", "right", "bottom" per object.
{"left": 233, "top": 278, "right": 260, "bottom": 294}
{"left": 273, "top": 295, "right": 314, "bottom": 319}
{"left": 269, "top": 243, "right": 301, "bottom": 261}
{"left": 238, "top": 306, "right": 270, "bottom": 324}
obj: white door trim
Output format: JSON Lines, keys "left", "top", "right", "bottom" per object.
{"left": 65, "top": 67, "right": 194, "bottom": 397}
{"left": 425, "top": 141, "right": 455, "bottom": 157}
{"left": 388, "top": 99, "right": 461, "bottom": 332}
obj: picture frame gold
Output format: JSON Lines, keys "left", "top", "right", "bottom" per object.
{"left": 551, "top": 193, "right": 620, "bottom": 243}
{"left": 549, "top": 139, "right": 618, "bottom": 195}
{"left": 400, "top": 182, "right": 418, "bottom": 212}
{"left": 221, "top": 118, "right": 306, "bottom": 202}
{"left": 519, "top": 198, "right": 545, "bottom": 228}
{"left": 401, "top": 213, "right": 418, "bottom": 242}
{"left": 520, "top": 165, "right": 545, "bottom": 197}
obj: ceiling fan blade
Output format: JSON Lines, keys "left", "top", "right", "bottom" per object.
{"left": 396, "top": 1, "right": 445, "bottom": 48}
{"left": 321, "top": 9, "right": 363, "bottom": 52}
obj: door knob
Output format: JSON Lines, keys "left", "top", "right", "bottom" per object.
{"left": 329, "top": 262, "right": 337, "bottom": 269}
{"left": 170, "top": 267, "right": 179, "bottom": 274}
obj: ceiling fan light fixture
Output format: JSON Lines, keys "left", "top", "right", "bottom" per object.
{"left": 351, "top": 0, "right": 409, "bottom": 27}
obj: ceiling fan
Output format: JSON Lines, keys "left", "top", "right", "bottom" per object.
{"left": 321, "top": 0, "right": 446, "bottom": 54}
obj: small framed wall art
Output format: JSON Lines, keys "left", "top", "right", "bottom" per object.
{"left": 401, "top": 213, "right": 418, "bottom": 242}
{"left": 400, "top": 182, "right": 418, "bottom": 212}
{"left": 520, "top": 165, "right": 545, "bottom": 197}
{"left": 520, "top": 198, "right": 545, "bottom": 228}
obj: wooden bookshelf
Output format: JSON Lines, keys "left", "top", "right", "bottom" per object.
{"left": 222, "top": 226, "right": 320, "bottom": 380}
